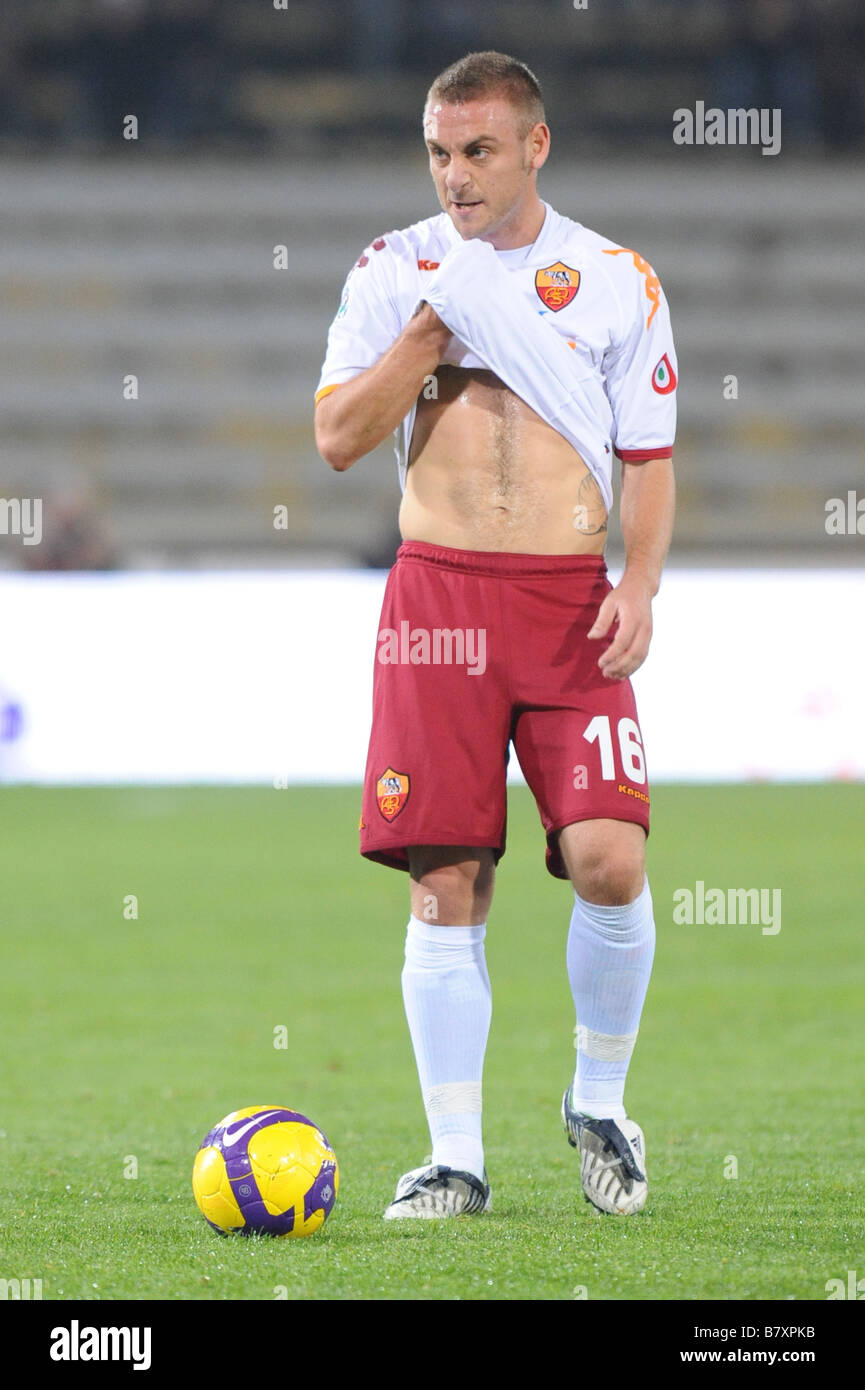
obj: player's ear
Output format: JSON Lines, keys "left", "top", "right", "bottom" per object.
{"left": 528, "top": 123, "right": 550, "bottom": 171}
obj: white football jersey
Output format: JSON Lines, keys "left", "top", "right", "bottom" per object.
{"left": 316, "top": 201, "right": 677, "bottom": 510}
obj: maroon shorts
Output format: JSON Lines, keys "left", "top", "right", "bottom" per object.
{"left": 359, "top": 541, "right": 650, "bottom": 879}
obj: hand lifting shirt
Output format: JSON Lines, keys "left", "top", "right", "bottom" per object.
{"left": 316, "top": 201, "right": 677, "bottom": 513}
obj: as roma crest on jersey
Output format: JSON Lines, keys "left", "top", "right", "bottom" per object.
{"left": 535, "top": 262, "right": 580, "bottom": 311}
{"left": 376, "top": 767, "right": 410, "bottom": 821}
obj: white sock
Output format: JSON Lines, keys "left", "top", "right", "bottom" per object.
{"left": 401, "top": 914, "right": 491, "bottom": 1182}
{"left": 567, "top": 880, "right": 655, "bottom": 1121}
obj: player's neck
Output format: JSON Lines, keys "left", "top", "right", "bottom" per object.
{"left": 482, "top": 196, "right": 546, "bottom": 252}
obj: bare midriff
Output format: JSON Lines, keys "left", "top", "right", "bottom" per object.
{"left": 399, "top": 365, "right": 607, "bottom": 555}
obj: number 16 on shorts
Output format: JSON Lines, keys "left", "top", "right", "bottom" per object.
{"left": 579, "top": 715, "right": 647, "bottom": 786}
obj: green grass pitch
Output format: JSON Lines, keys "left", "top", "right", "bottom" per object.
{"left": 0, "top": 783, "right": 862, "bottom": 1302}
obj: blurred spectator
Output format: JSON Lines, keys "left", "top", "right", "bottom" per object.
{"left": 21, "top": 490, "right": 118, "bottom": 572}
{"left": 349, "top": 0, "right": 401, "bottom": 73}
{"left": 812, "top": 0, "right": 865, "bottom": 151}
{"left": 712, "top": 0, "right": 820, "bottom": 145}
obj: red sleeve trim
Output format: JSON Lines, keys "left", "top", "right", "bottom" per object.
{"left": 615, "top": 445, "right": 674, "bottom": 462}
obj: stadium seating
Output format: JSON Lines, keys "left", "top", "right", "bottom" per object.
{"left": 0, "top": 153, "right": 860, "bottom": 570}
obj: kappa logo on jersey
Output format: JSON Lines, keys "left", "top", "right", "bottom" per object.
{"left": 535, "top": 262, "right": 580, "bottom": 311}
{"left": 651, "top": 353, "right": 677, "bottom": 394}
{"left": 603, "top": 247, "right": 661, "bottom": 329}
{"left": 376, "top": 768, "right": 410, "bottom": 820}
{"left": 417, "top": 259, "right": 440, "bottom": 271}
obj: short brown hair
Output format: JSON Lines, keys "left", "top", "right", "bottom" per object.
{"left": 426, "top": 51, "right": 546, "bottom": 138}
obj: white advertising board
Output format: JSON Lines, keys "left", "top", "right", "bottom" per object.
{"left": 0, "top": 570, "right": 861, "bottom": 784}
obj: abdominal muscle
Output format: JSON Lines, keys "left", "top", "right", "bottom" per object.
{"left": 399, "top": 366, "right": 608, "bottom": 555}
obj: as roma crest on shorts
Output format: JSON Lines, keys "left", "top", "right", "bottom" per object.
{"left": 535, "top": 262, "right": 580, "bottom": 311}
{"left": 376, "top": 767, "right": 410, "bottom": 821}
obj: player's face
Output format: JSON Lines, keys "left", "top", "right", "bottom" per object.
{"left": 424, "top": 97, "right": 550, "bottom": 248}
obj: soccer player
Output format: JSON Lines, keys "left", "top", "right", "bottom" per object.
{"left": 315, "top": 52, "right": 676, "bottom": 1219}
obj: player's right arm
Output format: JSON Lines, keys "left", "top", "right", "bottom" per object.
{"left": 315, "top": 304, "right": 450, "bottom": 471}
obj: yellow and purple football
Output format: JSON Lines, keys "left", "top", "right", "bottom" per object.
{"left": 192, "top": 1105, "right": 338, "bottom": 1237}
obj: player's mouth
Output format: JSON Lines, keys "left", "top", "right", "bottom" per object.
{"left": 451, "top": 200, "right": 482, "bottom": 212}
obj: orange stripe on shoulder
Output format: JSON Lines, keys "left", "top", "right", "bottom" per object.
{"left": 314, "top": 383, "right": 342, "bottom": 406}
{"left": 603, "top": 247, "right": 661, "bottom": 329}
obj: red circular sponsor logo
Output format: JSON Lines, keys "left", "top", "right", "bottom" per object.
{"left": 651, "top": 353, "right": 677, "bottom": 394}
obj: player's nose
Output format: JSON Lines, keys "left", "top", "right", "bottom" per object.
{"left": 445, "top": 178, "right": 475, "bottom": 200}
{"left": 444, "top": 158, "right": 472, "bottom": 193}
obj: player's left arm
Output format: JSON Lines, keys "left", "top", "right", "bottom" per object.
{"left": 590, "top": 248, "right": 678, "bottom": 679}
{"left": 588, "top": 455, "right": 675, "bottom": 680}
